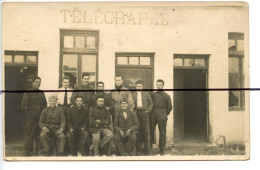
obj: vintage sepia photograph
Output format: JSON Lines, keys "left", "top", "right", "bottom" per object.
{"left": 1, "top": 1, "right": 249, "bottom": 161}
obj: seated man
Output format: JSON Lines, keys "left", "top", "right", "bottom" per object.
{"left": 114, "top": 99, "right": 139, "bottom": 156}
{"left": 66, "top": 96, "right": 89, "bottom": 156}
{"left": 38, "top": 94, "right": 66, "bottom": 156}
{"left": 89, "top": 96, "right": 114, "bottom": 156}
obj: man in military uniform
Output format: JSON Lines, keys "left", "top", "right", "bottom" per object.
{"left": 113, "top": 99, "right": 139, "bottom": 156}
{"left": 38, "top": 95, "right": 66, "bottom": 156}
{"left": 132, "top": 80, "right": 153, "bottom": 155}
{"left": 89, "top": 96, "right": 114, "bottom": 156}
{"left": 150, "top": 79, "right": 172, "bottom": 155}
{"left": 71, "top": 73, "right": 94, "bottom": 110}
{"left": 66, "top": 96, "right": 89, "bottom": 156}
{"left": 110, "top": 75, "right": 135, "bottom": 121}
{"left": 21, "top": 76, "right": 47, "bottom": 156}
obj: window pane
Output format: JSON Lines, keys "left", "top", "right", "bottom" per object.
{"left": 5, "top": 55, "right": 12, "bottom": 63}
{"left": 64, "top": 36, "right": 74, "bottom": 48}
{"left": 82, "top": 55, "right": 96, "bottom": 72}
{"left": 63, "top": 54, "right": 78, "bottom": 71}
{"left": 86, "top": 36, "right": 96, "bottom": 49}
{"left": 140, "top": 57, "right": 151, "bottom": 65}
{"left": 194, "top": 59, "right": 205, "bottom": 66}
{"left": 117, "top": 57, "right": 128, "bottom": 65}
{"left": 26, "top": 56, "right": 37, "bottom": 63}
{"left": 14, "top": 55, "right": 24, "bottom": 63}
{"left": 229, "top": 58, "right": 239, "bottom": 73}
{"left": 63, "top": 72, "right": 77, "bottom": 88}
{"left": 81, "top": 72, "right": 96, "bottom": 88}
{"left": 228, "top": 39, "right": 236, "bottom": 51}
{"left": 174, "top": 58, "right": 183, "bottom": 66}
{"left": 129, "top": 57, "right": 139, "bottom": 65}
{"left": 229, "top": 91, "right": 240, "bottom": 107}
{"left": 184, "top": 58, "right": 193, "bottom": 66}
{"left": 237, "top": 40, "right": 244, "bottom": 51}
{"left": 75, "top": 36, "right": 85, "bottom": 49}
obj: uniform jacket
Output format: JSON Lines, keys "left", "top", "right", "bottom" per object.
{"left": 114, "top": 109, "right": 139, "bottom": 134}
{"left": 38, "top": 106, "right": 66, "bottom": 130}
{"left": 21, "top": 88, "right": 47, "bottom": 121}
{"left": 71, "top": 84, "right": 94, "bottom": 108}
{"left": 151, "top": 91, "right": 173, "bottom": 115}
{"left": 67, "top": 106, "right": 89, "bottom": 130}
{"left": 88, "top": 106, "right": 111, "bottom": 133}
{"left": 132, "top": 91, "right": 153, "bottom": 112}
{"left": 57, "top": 87, "right": 73, "bottom": 106}
{"left": 90, "top": 92, "right": 113, "bottom": 111}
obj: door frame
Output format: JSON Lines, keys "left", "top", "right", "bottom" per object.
{"left": 173, "top": 54, "right": 212, "bottom": 143}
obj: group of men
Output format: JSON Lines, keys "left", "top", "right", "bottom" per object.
{"left": 21, "top": 73, "right": 172, "bottom": 156}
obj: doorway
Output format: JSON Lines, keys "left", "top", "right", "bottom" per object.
{"left": 173, "top": 55, "right": 209, "bottom": 144}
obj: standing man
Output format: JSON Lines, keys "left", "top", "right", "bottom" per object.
{"left": 38, "top": 94, "right": 66, "bottom": 156}
{"left": 21, "top": 76, "right": 47, "bottom": 156}
{"left": 111, "top": 75, "right": 135, "bottom": 121}
{"left": 66, "top": 96, "right": 89, "bottom": 156}
{"left": 89, "top": 96, "right": 114, "bottom": 156}
{"left": 113, "top": 99, "right": 139, "bottom": 156}
{"left": 150, "top": 79, "right": 172, "bottom": 155}
{"left": 71, "top": 73, "right": 94, "bottom": 110}
{"left": 57, "top": 76, "right": 73, "bottom": 108}
{"left": 90, "top": 81, "right": 113, "bottom": 111}
{"left": 132, "top": 80, "right": 153, "bottom": 156}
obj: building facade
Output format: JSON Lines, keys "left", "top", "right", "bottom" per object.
{"left": 2, "top": 2, "right": 249, "bottom": 147}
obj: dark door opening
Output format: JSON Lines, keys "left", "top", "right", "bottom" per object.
{"left": 5, "top": 66, "right": 38, "bottom": 144}
{"left": 174, "top": 69, "right": 208, "bottom": 143}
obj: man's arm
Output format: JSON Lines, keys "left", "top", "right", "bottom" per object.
{"left": 101, "top": 110, "right": 111, "bottom": 126}
{"left": 38, "top": 109, "right": 47, "bottom": 129}
{"left": 41, "top": 91, "right": 47, "bottom": 109}
{"left": 66, "top": 109, "right": 72, "bottom": 129}
{"left": 165, "top": 94, "right": 173, "bottom": 115}
{"left": 59, "top": 108, "right": 66, "bottom": 130}
{"left": 146, "top": 93, "right": 153, "bottom": 113}
{"left": 129, "top": 111, "right": 139, "bottom": 132}
{"left": 21, "top": 92, "right": 29, "bottom": 111}
{"left": 89, "top": 108, "right": 95, "bottom": 127}
{"left": 127, "top": 91, "right": 135, "bottom": 110}
{"left": 114, "top": 113, "right": 122, "bottom": 133}
{"left": 83, "top": 109, "right": 89, "bottom": 130}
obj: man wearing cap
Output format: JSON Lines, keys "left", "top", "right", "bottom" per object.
{"left": 89, "top": 96, "right": 114, "bottom": 156}
{"left": 66, "top": 96, "right": 89, "bottom": 156}
{"left": 71, "top": 73, "right": 94, "bottom": 110}
{"left": 132, "top": 80, "right": 153, "bottom": 156}
{"left": 113, "top": 99, "right": 139, "bottom": 156}
{"left": 150, "top": 79, "right": 172, "bottom": 155}
{"left": 38, "top": 94, "right": 66, "bottom": 156}
{"left": 110, "top": 75, "right": 135, "bottom": 121}
{"left": 21, "top": 76, "right": 47, "bottom": 156}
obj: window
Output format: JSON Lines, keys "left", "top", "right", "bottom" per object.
{"left": 173, "top": 55, "right": 208, "bottom": 68}
{"left": 228, "top": 33, "right": 245, "bottom": 110}
{"left": 116, "top": 54, "right": 153, "bottom": 67}
{"left": 60, "top": 30, "right": 99, "bottom": 88}
{"left": 4, "top": 51, "right": 38, "bottom": 65}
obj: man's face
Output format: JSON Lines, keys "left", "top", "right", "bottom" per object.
{"left": 115, "top": 77, "right": 123, "bottom": 87}
{"left": 75, "top": 98, "right": 83, "bottom": 107}
{"left": 82, "top": 76, "right": 90, "bottom": 85}
{"left": 32, "top": 79, "right": 41, "bottom": 89}
{"left": 62, "top": 79, "right": 70, "bottom": 88}
{"left": 156, "top": 82, "right": 164, "bottom": 90}
{"left": 136, "top": 84, "right": 143, "bottom": 91}
{"left": 97, "top": 98, "right": 104, "bottom": 107}
{"left": 97, "top": 83, "right": 104, "bottom": 91}
{"left": 49, "top": 99, "right": 57, "bottom": 108}
{"left": 121, "top": 102, "right": 128, "bottom": 110}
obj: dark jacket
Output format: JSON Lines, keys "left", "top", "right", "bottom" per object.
{"left": 114, "top": 109, "right": 139, "bottom": 134}
{"left": 89, "top": 105, "right": 111, "bottom": 133}
{"left": 132, "top": 91, "right": 153, "bottom": 112}
{"left": 90, "top": 92, "right": 113, "bottom": 111}
{"left": 67, "top": 106, "right": 89, "bottom": 130}
{"left": 21, "top": 88, "right": 47, "bottom": 121}
{"left": 71, "top": 84, "right": 94, "bottom": 109}
{"left": 38, "top": 106, "right": 66, "bottom": 130}
{"left": 151, "top": 91, "right": 172, "bottom": 115}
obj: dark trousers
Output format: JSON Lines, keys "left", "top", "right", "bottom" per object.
{"left": 66, "top": 129, "right": 89, "bottom": 155}
{"left": 136, "top": 110, "right": 150, "bottom": 154}
{"left": 24, "top": 115, "right": 40, "bottom": 154}
{"left": 150, "top": 109, "right": 167, "bottom": 150}
{"left": 39, "top": 128, "right": 66, "bottom": 154}
{"left": 114, "top": 132, "right": 137, "bottom": 156}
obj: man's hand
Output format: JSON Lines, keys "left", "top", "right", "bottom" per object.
{"left": 56, "top": 128, "right": 63, "bottom": 135}
{"left": 126, "top": 129, "right": 131, "bottom": 136}
{"left": 70, "top": 128, "right": 74, "bottom": 135}
{"left": 81, "top": 128, "right": 84, "bottom": 134}
{"left": 120, "top": 130, "right": 125, "bottom": 137}
{"left": 105, "top": 107, "right": 110, "bottom": 111}
{"left": 43, "top": 127, "right": 49, "bottom": 133}
{"left": 70, "top": 105, "right": 74, "bottom": 108}
{"left": 95, "top": 120, "right": 101, "bottom": 123}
